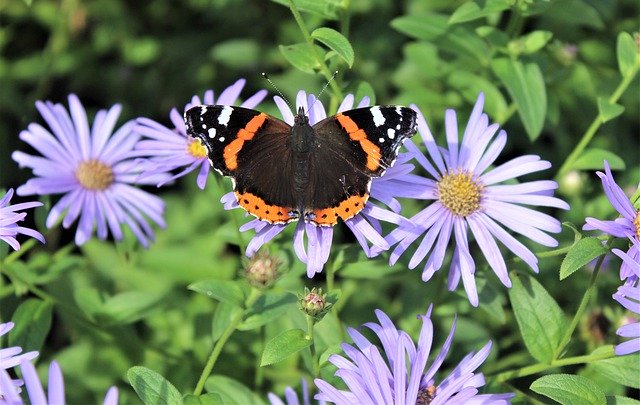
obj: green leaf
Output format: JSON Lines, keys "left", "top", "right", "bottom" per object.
{"left": 279, "top": 43, "right": 320, "bottom": 73}
{"left": 238, "top": 291, "right": 297, "bottom": 330}
{"left": 531, "top": 374, "right": 606, "bottom": 405}
{"left": 183, "top": 394, "right": 223, "bottom": 405}
{"left": 597, "top": 98, "right": 625, "bottom": 123}
{"left": 205, "top": 375, "right": 266, "bottom": 405}
{"left": 572, "top": 149, "right": 626, "bottom": 171}
{"left": 96, "top": 291, "right": 165, "bottom": 324}
{"left": 210, "top": 39, "right": 260, "bottom": 69}
{"left": 508, "top": 31, "right": 553, "bottom": 55}
{"left": 607, "top": 396, "right": 640, "bottom": 405}
{"left": 560, "top": 237, "right": 608, "bottom": 280}
{"left": 311, "top": 28, "right": 354, "bottom": 67}
{"left": 127, "top": 366, "right": 183, "bottom": 405}
{"left": 449, "top": 0, "right": 512, "bottom": 24}
{"left": 492, "top": 58, "right": 547, "bottom": 140}
{"left": 188, "top": 279, "right": 247, "bottom": 307}
{"left": 212, "top": 302, "right": 243, "bottom": 343}
{"left": 509, "top": 273, "right": 565, "bottom": 363}
{"left": 592, "top": 353, "right": 640, "bottom": 389}
{"left": 355, "top": 81, "right": 376, "bottom": 105}
{"left": 10, "top": 299, "right": 52, "bottom": 353}
{"left": 260, "top": 329, "right": 312, "bottom": 366}
{"left": 616, "top": 32, "right": 639, "bottom": 78}
{"left": 270, "top": 0, "right": 340, "bottom": 20}
{"left": 391, "top": 14, "right": 448, "bottom": 41}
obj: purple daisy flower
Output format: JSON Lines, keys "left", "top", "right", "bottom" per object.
{"left": 0, "top": 189, "right": 45, "bottom": 250}
{"left": 583, "top": 161, "right": 640, "bottom": 282}
{"left": 0, "top": 322, "right": 39, "bottom": 396}
{"left": 19, "top": 360, "right": 118, "bottom": 405}
{"left": 611, "top": 244, "right": 640, "bottom": 355}
{"left": 221, "top": 91, "right": 414, "bottom": 277}
{"left": 268, "top": 379, "right": 326, "bottom": 405}
{"left": 382, "top": 93, "right": 569, "bottom": 306}
{"left": 134, "top": 78, "right": 267, "bottom": 189}
{"left": 12, "top": 94, "right": 167, "bottom": 247}
{"left": 314, "top": 306, "right": 513, "bottom": 404}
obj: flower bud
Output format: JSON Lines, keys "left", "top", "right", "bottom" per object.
{"left": 244, "top": 251, "right": 280, "bottom": 289}
{"left": 299, "top": 287, "right": 332, "bottom": 319}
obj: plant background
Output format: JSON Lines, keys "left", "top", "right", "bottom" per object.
{"left": 0, "top": 0, "right": 639, "bottom": 403}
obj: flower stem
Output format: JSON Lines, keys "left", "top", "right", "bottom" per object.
{"left": 306, "top": 313, "right": 320, "bottom": 376}
{"left": 3, "top": 238, "right": 38, "bottom": 265}
{"left": 492, "top": 346, "right": 615, "bottom": 382}
{"left": 193, "top": 288, "right": 262, "bottom": 395}
{"left": 553, "top": 237, "right": 613, "bottom": 359}
{"left": 556, "top": 61, "right": 639, "bottom": 178}
{"left": 287, "top": 0, "right": 344, "bottom": 101}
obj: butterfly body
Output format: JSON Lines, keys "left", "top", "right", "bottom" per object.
{"left": 184, "top": 104, "right": 417, "bottom": 226}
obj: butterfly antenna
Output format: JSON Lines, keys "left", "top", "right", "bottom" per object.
{"left": 310, "top": 70, "right": 338, "bottom": 110}
{"left": 262, "top": 72, "right": 291, "bottom": 110}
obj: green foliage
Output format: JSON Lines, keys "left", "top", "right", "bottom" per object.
{"left": 1, "top": 0, "right": 639, "bottom": 403}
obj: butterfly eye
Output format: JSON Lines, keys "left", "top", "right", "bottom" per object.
{"left": 339, "top": 175, "right": 346, "bottom": 184}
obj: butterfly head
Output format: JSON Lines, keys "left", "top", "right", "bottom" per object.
{"left": 294, "top": 106, "right": 309, "bottom": 126}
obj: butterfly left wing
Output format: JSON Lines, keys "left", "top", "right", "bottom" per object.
{"left": 185, "top": 105, "right": 301, "bottom": 224}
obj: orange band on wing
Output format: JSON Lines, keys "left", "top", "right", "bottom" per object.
{"left": 309, "top": 194, "right": 369, "bottom": 226}
{"left": 235, "top": 191, "right": 295, "bottom": 224}
{"left": 223, "top": 113, "right": 268, "bottom": 170}
{"left": 336, "top": 114, "right": 381, "bottom": 171}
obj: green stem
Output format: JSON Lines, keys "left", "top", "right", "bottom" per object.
{"left": 505, "top": 0, "right": 524, "bottom": 38}
{"left": 556, "top": 61, "right": 639, "bottom": 178}
{"left": 306, "top": 314, "right": 319, "bottom": 376}
{"left": 287, "top": 0, "right": 344, "bottom": 101}
{"left": 492, "top": 346, "right": 615, "bottom": 382}
{"left": 3, "top": 238, "right": 39, "bottom": 265}
{"left": 553, "top": 238, "right": 613, "bottom": 359}
{"left": 193, "top": 288, "right": 262, "bottom": 395}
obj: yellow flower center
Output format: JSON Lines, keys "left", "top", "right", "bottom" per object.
{"left": 75, "top": 159, "right": 114, "bottom": 191}
{"left": 437, "top": 170, "right": 483, "bottom": 217}
{"left": 188, "top": 138, "right": 208, "bottom": 159}
{"left": 634, "top": 210, "right": 640, "bottom": 239}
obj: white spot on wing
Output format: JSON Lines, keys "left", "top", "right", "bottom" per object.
{"left": 396, "top": 124, "right": 401, "bottom": 130}
{"left": 208, "top": 127, "right": 216, "bottom": 138}
{"left": 379, "top": 137, "right": 385, "bottom": 143}
{"left": 371, "top": 106, "right": 385, "bottom": 127}
{"left": 217, "top": 106, "right": 233, "bottom": 126}
{"left": 218, "top": 137, "right": 225, "bottom": 142}
{"left": 387, "top": 128, "right": 395, "bottom": 139}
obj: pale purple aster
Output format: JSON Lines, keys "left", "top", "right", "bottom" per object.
{"left": 134, "top": 79, "right": 268, "bottom": 189}
{"left": 222, "top": 91, "right": 415, "bottom": 277}
{"left": 314, "top": 306, "right": 513, "bottom": 404}
{"left": 583, "top": 161, "right": 640, "bottom": 282}
{"left": 268, "top": 379, "right": 326, "bottom": 405}
{"left": 611, "top": 244, "right": 640, "bottom": 355}
{"left": 19, "top": 360, "right": 118, "bottom": 405}
{"left": 0, "top": 189, "right": 45, "bottom": 250}
{"left": 12, "top": 94, "right": 167, "bottom": 247}
{"left": 382, "top": 93, "right": 569, "bottom": 306}
{"left": 0, "top": 322, "right": 38, "bottom": 397}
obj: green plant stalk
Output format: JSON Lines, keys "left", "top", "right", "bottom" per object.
{"left": 492, "top": 346, "right": 615, "bottom": 382}
{"left": 287, "top": 0, "right": 345, "bottom": 102}
{"left": 553, "top": 238, "right": 612, "bottom": 359}
{"left": 2, "top": 238, "right": 38, "bottom": 265}
{"left": 193, "top": 288, "right": 262, "bottom": 395}
{"left": 306, "top": 313, "right": 320, "bottom": 376}
{"left": 556, "top": 61, "right": 639, "bottom": 178}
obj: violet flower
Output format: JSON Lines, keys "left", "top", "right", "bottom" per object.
{"left": 382, "top": 93, "right": 569, "bottom": 306}
{"left": 314, "top": 306, "right": 513, "bottom": 404}
{"left": 0, "top": 189, "right": 45, "bottom": 250}
{"left": 12, "top": 94, "right": 167, "bottom": 247}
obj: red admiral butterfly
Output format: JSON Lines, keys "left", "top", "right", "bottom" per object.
{"left": 184, "top": 104, "right": 417, "bottom": 226}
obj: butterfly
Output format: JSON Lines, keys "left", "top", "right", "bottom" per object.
{"left": 184, "top": 104, "right": 417, "bottom": 226}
